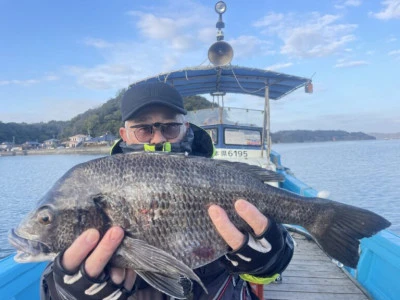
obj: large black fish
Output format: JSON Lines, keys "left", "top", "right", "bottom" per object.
{"left": 9, "top": 152, "right": 390, "bottom": 298}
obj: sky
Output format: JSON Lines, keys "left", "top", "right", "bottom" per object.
{"left": 0, "top": 0, "right": 399, "bottom": 133}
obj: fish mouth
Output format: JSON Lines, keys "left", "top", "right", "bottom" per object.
{"left": 8, "top": 229, "right": 56, "bottom": 263}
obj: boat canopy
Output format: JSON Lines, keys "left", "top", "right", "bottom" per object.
{"left": 131, "top": 65, "right": 311, "bottom": 100}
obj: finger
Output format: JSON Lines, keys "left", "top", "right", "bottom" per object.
{"left": 124, "top": 269, "right": 137, "bottom": 291}
{"left": 110, "top": 267, "right": 125, "bottom": 285}
{"left": 84, "top": 226, "right": 124, "bottom": 278}
{"left": 208, "top": 204, "right": 245, "bottom": 250}
{"left": 235, "top": 199, "right": 269, "bottom": 235}
{"left": 62, "top": 229, "right": 100, "bottom": 272}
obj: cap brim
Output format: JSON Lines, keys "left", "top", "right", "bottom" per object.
{"left": 123, "top": 99, "right": 187, "bottom": 121}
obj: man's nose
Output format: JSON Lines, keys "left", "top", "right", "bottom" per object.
{"left": 149, "top": 128, "right": 167, "bottom": 144}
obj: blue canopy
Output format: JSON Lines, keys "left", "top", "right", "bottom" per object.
{"left": 131, "top": 65, "right": 311, "bottom": 100}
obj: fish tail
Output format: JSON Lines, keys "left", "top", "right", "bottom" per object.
{"left": 304, "top": 199, "right": 391, "bottom": 268}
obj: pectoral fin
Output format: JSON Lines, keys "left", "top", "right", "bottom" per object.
{"left": 118, "top": 237, "right": 207, "bottom": 298}
{"left": 135, "top": 270, "right": 194, "bottom": 299}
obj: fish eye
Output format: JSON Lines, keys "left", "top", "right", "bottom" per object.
{"left": 37, "top": 207, "right": 53, "bottom": 225}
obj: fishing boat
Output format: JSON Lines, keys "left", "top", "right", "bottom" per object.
{"left": 1, "top": 2, "right": 399, "bottom": 299}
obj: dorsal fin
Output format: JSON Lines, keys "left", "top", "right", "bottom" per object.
{"left": 124, "top": 151, "right": 285, "bottom": 182}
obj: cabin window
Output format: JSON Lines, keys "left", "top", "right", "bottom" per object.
{"left": 205, "top": 128, "right": 218, "bottom": 144}
{"left": 224, "top": 128, "right": 261, "bottom": 146}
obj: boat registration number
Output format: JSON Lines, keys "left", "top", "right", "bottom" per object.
{"left": 215, "top": 150, "right": 248, "bottom": 158}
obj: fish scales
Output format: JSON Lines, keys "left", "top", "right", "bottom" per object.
{"left": 81, "top": 153, "right": 282, "bottom": 267}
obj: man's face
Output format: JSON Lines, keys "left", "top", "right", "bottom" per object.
{"left": 120, "top": 105, "right": 189, "bottom": 145}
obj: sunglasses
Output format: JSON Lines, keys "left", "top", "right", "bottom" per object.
{"left": 129, "top": 122, "right": 183, "bottom": 142}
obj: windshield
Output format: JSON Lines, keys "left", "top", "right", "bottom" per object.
{"left": 187, "top": 107, "right": 265, "bottom": 128}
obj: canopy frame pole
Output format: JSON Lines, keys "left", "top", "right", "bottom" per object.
{"left": 218, "top": 96, "right": 223, "bottom": 124}
{"left": 261, "top": 83, "right": 270, "bottom": 162}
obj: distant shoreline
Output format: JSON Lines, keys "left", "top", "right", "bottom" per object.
{"left": 29, "top": 147, "right": 110, "bottom": 155}
{"left": 1, "top": 147, "right": 110, "bottom": 156}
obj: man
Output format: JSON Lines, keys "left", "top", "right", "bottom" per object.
{"left": 41, "top": 82, "right": 294, "bottom": 299}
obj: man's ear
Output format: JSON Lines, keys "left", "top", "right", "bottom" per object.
{"left": 119, "top": 127, "right": 128, "bottom": 141}
{"left": 185, "top": 122, "right": 190, "bottom": 129}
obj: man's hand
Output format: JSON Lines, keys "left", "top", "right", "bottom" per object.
{"left": 208, "top": 199, "right": 283, "bottom": 276}
{"left": 208, "top": 199, "right": 269, "bottom": 250}
{"left": 60, "top": 226, "right": 136, "bottom": 291}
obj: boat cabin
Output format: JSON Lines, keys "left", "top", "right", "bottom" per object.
{"left": 187, "top": 107, "right": 271, "bottom": 165}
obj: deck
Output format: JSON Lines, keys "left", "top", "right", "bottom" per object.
{"left": 262, "top": 233, "right": 370, "bottom": 300}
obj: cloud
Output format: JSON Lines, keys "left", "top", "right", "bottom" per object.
{"left": 253, "top": 12, "right": 357, "bottom": 58}
{"left": 43, "top": 75, "right": 59, "bottom": 81}
{"left": 0, "top": 97, "right": 103, "bottom": 124}
{"left": 64, "top": 4, "right": 216, "bottom": 90}
{"left": 0, "top": 80, "right": 38, "bottom": 86}
{"left": 253, "top": 12, "right": 285, "bottom": 28}
{"left": 65, "top": 35, "right": 210, "bottom": 90}
{"left": 266, "top": 62, "right": 293, "bottom": 71}
{"left": 127, "top": 8, "right": 213, "bottom": 52}
{"left": 83, "top": 38, "right": 113, "bottom": 49}
{"left": 66, "top": 32, "right": 215, "bottom": 90}
{"left": 387, "top": 36, "right": 398, "bottom": 42}
{"left": 334, "top": 60, "right": 369, "bottom": 68}
{"left": 228, "top": 35, "right": 275, "bottom": 59}
{"left": 344, "top": 0, "right": 362, "bottom": 6}
{"left": 388, "top": 49, "right": 400, "bottom": 59}
{"left": 128, "top": 11, "right": 179, "bottom": 40}
{"left": 388, "top": 49, "right": 400, "bottom": 55}
{"left": 335, "top": 0, "right": 363, "bottom": 9}
{"left": 370, "top": 0, "right": 400, "bottom": 20}
{"left": 0, "top": 75, "right": 59, "bottom": 86}
{"left": 197, "top": 27, "right": 217, "bottom": 44}
{"left": 66, "top": 64, "right": 138, "bottom": 90}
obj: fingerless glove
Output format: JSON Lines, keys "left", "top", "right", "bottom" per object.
{"left": 222, "top": 219, "right": 294, "bottom": 277}
{"left": 50, "top": 251, "right": 136, "bottom": 300}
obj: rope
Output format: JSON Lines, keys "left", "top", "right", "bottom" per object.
{"left": 230, "top": 67, "right": 268, "bottom": 94}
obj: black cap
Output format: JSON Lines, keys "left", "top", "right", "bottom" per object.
{"left": 121, "top": 82, "right": 187, "bottom": 122}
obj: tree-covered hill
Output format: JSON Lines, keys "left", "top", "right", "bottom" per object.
{"left": 0, "top": 120, "right": 69, "bottom": 145}
{"left": 0, "top": 91, "right": 216, "bottom": 144}
{"left": 271, "top": 130, "right": 375, "bottom": 143}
